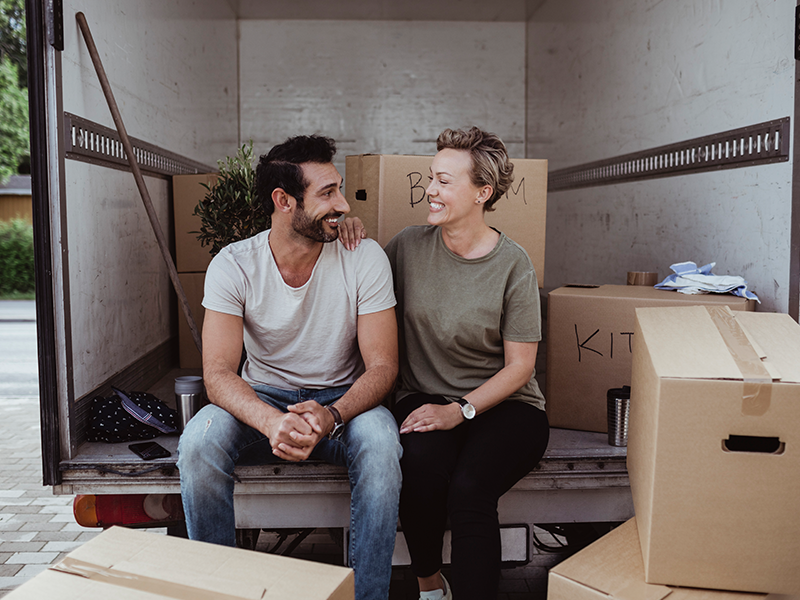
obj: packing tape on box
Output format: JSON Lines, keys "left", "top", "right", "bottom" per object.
{"left": 54, "top": 556, "right": 265, "bottom": 600}
{"left": 626, "top": 271, "right": 659, "bottom": 286}
{"left": 706, "top": 306, "right": 772, "bottom": 416}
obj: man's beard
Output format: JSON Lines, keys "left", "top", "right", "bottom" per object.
{"left": 292, "top": 204, "right": 340, "bottom": 243}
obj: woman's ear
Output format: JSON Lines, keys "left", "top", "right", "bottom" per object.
{"left": 476, "top": 185, "right": 493, "bottom": 204}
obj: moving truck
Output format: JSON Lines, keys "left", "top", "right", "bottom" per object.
{"left": 26, "top": 0, "right": 795, "bottom": 560}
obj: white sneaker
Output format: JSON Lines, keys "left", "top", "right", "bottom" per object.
{"left": 441, "top": 574, "right": 453, "bottom": 600}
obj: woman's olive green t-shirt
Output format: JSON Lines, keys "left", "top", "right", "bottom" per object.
{"left": 384, "top": 225, "right": 546, "bottom": 411}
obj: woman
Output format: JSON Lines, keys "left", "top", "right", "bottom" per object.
{"left": 345, "top": 127, "right": 549, "bottom": 600}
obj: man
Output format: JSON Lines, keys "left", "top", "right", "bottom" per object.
{"left": 177, "top": 135, "right": 402, "bottom": 600}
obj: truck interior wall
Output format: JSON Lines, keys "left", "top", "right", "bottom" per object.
{"left": 526, "top": 0, "right": 794, "bottom": 312}
{"left": 60, "top": 0, "right": 239, "bottom": 400}
{"left": 237, "top": 19, "right": 528, "bottom": 175}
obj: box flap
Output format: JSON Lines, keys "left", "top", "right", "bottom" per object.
{"left": 635, "top": 306, "right": 790, "bottom": 382}
{"left": 735, "top": 311, "right": 800, "bottom": 384}
{"left": 55, "top": 556, "right": 264, "bottom": 600}
{"left": 550, "top": 285, "right": 754, "bottom": 305}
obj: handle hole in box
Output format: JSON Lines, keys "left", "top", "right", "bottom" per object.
{"left": 722, "top": 435, "right": 785, "bottom": 455}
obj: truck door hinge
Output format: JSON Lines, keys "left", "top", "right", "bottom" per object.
{"left": 46, "top": 0, "right": 63, "bottom": 51}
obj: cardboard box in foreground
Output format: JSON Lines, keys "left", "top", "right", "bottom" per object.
{"left": 345, "top": 154, "right": 547, "bottom": 287}
{"left": 629, "top": 306, "right": 800, "bottom": 594}
{"left": 545, "top": 285, "right": 755, "bottom": 432}
{"left": 5, "top": 526, "right": 354, "bottom": 600}
{"left": 548, "top": 518, "right": 797, "bottom": 600}
{"left": 173, "top": 173, "right": 217, "bottom": 273}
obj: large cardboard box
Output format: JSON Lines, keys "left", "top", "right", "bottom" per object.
{"left": 5, "top": 526, "right": 354, "bottom": 599}
{"left": 545, "top": 285, "right": 755, "bottom": 433}
{"left": 628, "top": 306, "right": 800, "bottom": 594}
{"left": 178, "top": 272, "right": 206, "bottom": 369}
{"left": 548, "top": 518, "right": 797, "bottom": 600}
{"left": 173, "top": 173, "right": 217, "bottom": 273}
{"left": 345, "top": 154, "right": 547, "bottom": 286}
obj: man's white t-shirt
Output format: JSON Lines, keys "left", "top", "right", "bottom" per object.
{"left": 203, "top": 230, "right": 396, "bottom": 390}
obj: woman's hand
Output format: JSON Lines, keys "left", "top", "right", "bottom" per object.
{"left": 399, "top": 402, "right": 463, "bottom": 434}
{"left": 338, "top": 217, "right": 367, "bottom": 251}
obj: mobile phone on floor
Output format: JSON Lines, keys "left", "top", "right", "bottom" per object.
{"left": 128, "top": 441, "right": 171, "bottom": 460}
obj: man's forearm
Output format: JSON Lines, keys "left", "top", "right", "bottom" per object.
{"left": 332, "top": 362, "right": 397, "bottom": 424}
{"left": 205, "top": 367, "right": 282, "bottom": 435}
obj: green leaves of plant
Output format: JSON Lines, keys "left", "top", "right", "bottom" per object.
{"left": 192, "top": 141, "right": 270, "bottom": 256}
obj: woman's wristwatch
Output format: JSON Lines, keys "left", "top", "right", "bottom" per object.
{"left": 456, "top": 397, "right": 476, "bottom": 420}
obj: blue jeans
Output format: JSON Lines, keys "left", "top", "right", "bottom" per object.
{"left": 177, "top": 384, "right": 402, "bottom": 600}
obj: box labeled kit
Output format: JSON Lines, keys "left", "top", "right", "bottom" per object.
{"left": 345, "top": 154, "right": 547, "bottom": 286}
{"left": 173, "top": 173, "right": 217, "bottom": 273}
{"left": 628, "top": 306, "right": 800, "bottom": 594}
{"left": 548, "top": 518, "right": 798, "bottom": 600}
{"left": 5, "top": 526, "right": 354, "bottom": 600}
{"left": 545, "top": 285, "right": 755, "bottom": 433}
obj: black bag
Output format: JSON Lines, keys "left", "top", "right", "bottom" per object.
{"left": 87, "top": 386, "right": 178, "bottom": 444}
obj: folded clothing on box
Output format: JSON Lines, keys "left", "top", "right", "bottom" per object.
{"left": 655, "top": 261, "right": 759, "bottom": 302}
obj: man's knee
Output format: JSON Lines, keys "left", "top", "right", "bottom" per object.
{"left": 346, "top": 407, "right": 402, "bottom": 491}
{"left": 177, "top": 404, "right": 241, "bottom": 474}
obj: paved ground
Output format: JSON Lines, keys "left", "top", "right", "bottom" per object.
{"left": 0, "top": 299, "right": 573, "bottom": 599}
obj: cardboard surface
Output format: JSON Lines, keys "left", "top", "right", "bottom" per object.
{"left": 545, "top": 285, "right": 755, "bottom": 432}
{"left": 345, "top": 154, "right": 547, "bottom": 287}
{"left": 628, "top": 306, "right": 800, "bottom": 594}
{"left": 5, "top": 526, "right": 354, "bottom": 600}
{"left": 548, "top": 518, "right": 798, "bottom": 600}
{"left": 173, "top": 174, "right": 217, "bottom": 273}
{"left": 178, "top": 272, "right": 206, "bottom": 369}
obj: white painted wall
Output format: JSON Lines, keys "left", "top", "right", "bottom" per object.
{"left": 527, "top": 0, "right": 794, "bottom": 312}
{"left": 238, "top": 19, "right": 527, "bottom": 177}
{"left": 60, "top": 0, "right": 238, "bottom": 398}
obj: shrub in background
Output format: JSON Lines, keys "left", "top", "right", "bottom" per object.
{"left": 193, "top": 141, "right": 269, "bottom": 257}
{"left": 0, "top": 219, "right": 34, "bottom": 295}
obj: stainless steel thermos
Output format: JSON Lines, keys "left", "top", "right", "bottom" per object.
{"left": 174, "top": 375, "right": 205, "bottom": 432}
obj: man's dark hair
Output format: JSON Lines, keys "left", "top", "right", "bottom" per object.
{"left": 256, "top": 135, "right": 337, "bottom": 215}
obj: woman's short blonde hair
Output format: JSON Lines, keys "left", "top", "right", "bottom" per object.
{"left": 436, "top": 127, "right": 514, "bottom": 211}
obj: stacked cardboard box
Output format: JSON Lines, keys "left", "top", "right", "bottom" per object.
{"left": 549, "top": 306, "right": 800, "bottom": 598}
{"left": 626, "top": 306, "right": 800, "bottom": 594}
{"left": 173, "top": 174, "right": 217, "bottom": 369}
{"left": 545, "top": 285, "right": 755, "bottom": 432}
{"left": 5, "top": 526, "right": 354, "bottom": 599}
{"left": 345, "top": 154, "right": 547, "bottom": 287}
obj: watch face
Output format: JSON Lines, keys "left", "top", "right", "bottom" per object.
{"left": 462, "top": 403, "right": 476, "bottom": 420}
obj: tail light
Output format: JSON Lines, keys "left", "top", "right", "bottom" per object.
{"left": 73, "top": 494, "right": 184, "bottom": 528}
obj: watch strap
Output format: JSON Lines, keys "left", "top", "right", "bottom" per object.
{"left": 326, "top": 404, "right": 344, "bottom": 439}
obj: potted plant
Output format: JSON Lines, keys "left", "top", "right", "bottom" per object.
{"left": 193, "top": 141, "right": 269, "bottom": 256}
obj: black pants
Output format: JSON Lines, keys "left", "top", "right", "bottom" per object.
{"left": 393, "top": 393, "right": 550, "bottom": 600}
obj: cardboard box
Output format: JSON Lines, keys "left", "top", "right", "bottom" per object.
{"left": 173, "top": 173, "right": 217, "bottom": 273}
{"left": 628, "top": 306, "right": 800, "bottom": 594}
{"left": 545, "top": 285, "right": 755, "bottom": 433}
{"left": 5, "top": 526, "right": 354, "bottom": 599}
{"left": 345, "top": 154, "right": 547, "bottom": 286}
{"left": 179, "top": 272, "right": 206, "bottom": 369}
{"left": 548, "top": 518, "right": 798, "bottom": 600}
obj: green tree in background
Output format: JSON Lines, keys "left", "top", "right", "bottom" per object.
{"left": 0, "top": 57, "right": 27, "bottom": 184}
{"left": 0, "top": 0, "right": 25, "bottom": 85}
{"left": 0, "top": 0, "right": 27, "bottom": 185}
